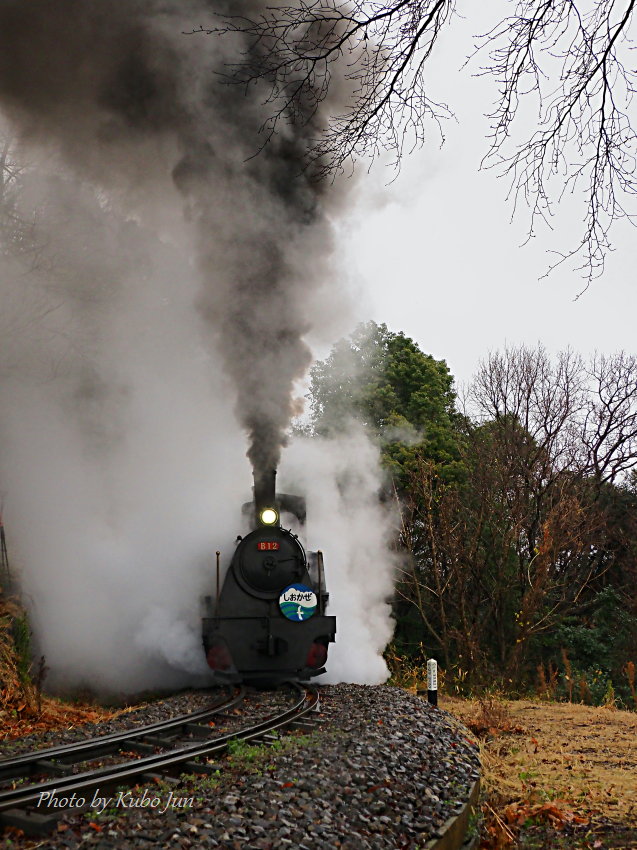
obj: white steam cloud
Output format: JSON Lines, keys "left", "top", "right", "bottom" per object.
{"left": 0, "top": 166, "right": 250, "bottom": 692}
{"left": 0, "top": 3, "right": 396, "bottom": 693}
{"left": 280, "top": 429, "right": 397, "bottom": 685}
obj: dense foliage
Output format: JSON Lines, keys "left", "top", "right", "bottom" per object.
{"left": 308, "top": 326, "right": 637, "bottom": 707}
{"left": 307, "top": 321, "right": 464, "bottom": 484}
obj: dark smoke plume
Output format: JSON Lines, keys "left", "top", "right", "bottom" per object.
{"left": 0, "top": 0, "right": 336, "bottom": 480}
{"left": 0, "top": 2, "right": 400, "bottom": 692}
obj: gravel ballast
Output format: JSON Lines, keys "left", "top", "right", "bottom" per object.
{"left": 0, "top": 688, "right": 291, "bottom": 759}
{"left": 2, "top": 684, "right": 480, "bottom": 849}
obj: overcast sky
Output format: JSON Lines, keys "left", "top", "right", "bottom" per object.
{"left": 326, "top": 6, "right": 637, "bottom": 389}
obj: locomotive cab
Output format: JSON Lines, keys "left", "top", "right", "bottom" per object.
{"left": 202, "top": 470, "right": 336, "bottom": 686}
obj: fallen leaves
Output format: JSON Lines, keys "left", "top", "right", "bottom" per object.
{"left": 504, "top": 800, "right": 590, "bottom": 828}
{"left": 2, "top": 826, "right": 25, "bottom": 840}
{"left": 482, "top": 799, "right": 592, "bottom": 847}
{"left": 442, "top": 695, "right": 637, "bottom": 849}
{"left": 0, "top": 698, "right": 122, "bottom": 741}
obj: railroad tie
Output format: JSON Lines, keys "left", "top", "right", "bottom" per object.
{"left": 142, "top": 735, "right": 177, "bottom": 747}
{"left": 185, "top": 723, "right": 215, "bottom": 738}
{"left": 126, "top": 741, "right": 156, "bottom": 755}
{"left": 0, "top": 808, "right": 62, "bottom": 837}
{"left": 34, "top": 759, "right": 74, "bottom": 776}
{"left": 253, "top": 733, "right": 279, "bottom": 743}
{"left": 287, "top": 721, "right": 317, "bottom": 732}
{"left": 182, "top": 761, "right": 223, "bottom": 775}
{"left": 142, "top": 772, "right": 181, "bottom": 786}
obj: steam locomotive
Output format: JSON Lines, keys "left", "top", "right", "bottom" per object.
{"left": 202, "top": 471, "right": 337, "bottom": 685}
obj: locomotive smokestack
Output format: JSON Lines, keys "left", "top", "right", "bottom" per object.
{"left": 254, "top": 468, "right": 276, "bottom": 514}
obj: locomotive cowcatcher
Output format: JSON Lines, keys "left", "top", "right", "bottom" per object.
{"left": 202, "top": 470, "right": 336, "bottom": 685}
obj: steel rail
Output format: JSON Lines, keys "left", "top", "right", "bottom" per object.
{"left": 0, "top": 684, "right": 318, "bottom": 820}
{"left": 0, "top": 686, "right": 245, "bottom": 781}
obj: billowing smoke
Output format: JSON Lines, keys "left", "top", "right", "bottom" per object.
{"left": 0, "top": 0, "right": 334, "bottom": 479}
{"left": 0, "top": 2, "right": 395, "bottom": 691}
{"left": 280, "top": 429, "right": 398, "bottom": 685}
{"left": 0, "top": 160, "right": 251, "bottom": 691}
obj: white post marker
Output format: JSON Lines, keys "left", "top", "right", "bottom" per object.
{"left": 427, "top": 659, "right": 438, "bottom": 706}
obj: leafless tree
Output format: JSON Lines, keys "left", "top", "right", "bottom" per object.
{"left": 0, "top": 134, "right": 39, "bottom": 262}
{"left": 583, "top": 352, "right": 637, "bottom": 482}
{"left": 471, "top": 344, "right": 637, "bottom": 484}
{"left": 396, "top": 344, "right": 637, "bottom": 685}
{"left": 201, "top": 0, "right": 637, "bottom": 279}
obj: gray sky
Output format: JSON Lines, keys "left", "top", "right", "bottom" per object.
{"left": 327, "top": 6, "right": 637, "bottom": 388}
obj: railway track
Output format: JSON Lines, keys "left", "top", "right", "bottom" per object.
{"left": 0, "top": 683, "right": 321, "bottom": 835}
{"left": 0, "top": 686, "right": 245, "bottom": 784}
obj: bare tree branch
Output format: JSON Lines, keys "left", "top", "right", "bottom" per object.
{"left": 200, "top": 0, "right": 637, "bottom": 278}
{"left": 195, "top": 1, "right": 456, "bottom": 174}
{"left": 478, "top": 0, "right": 637, "bottom": 283}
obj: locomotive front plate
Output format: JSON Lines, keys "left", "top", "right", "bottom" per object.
{"left": 279, "top": 583, "right": 317, "bottom": 621}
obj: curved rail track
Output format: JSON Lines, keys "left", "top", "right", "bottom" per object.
{"left": 0, "top": 684, "right": 321, "bottom": 835}
{"left": 0, "top": 686, "right": 245, "bottom": 783}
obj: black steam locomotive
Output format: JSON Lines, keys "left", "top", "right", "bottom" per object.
{"left": 202, "top": 471, "right": 336, "bottom": 685}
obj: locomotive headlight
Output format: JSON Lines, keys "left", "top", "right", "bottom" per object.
{"left": 259, "top": 507, "right": 279, "bottom": 526}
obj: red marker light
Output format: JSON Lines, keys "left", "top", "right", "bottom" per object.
{"left": 306, "top": 641, "right": 328, "bottom": 669}
{"left": 206, "top": 642, "right": 233, "bottom": 671}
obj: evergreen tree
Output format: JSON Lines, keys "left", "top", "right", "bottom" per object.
{"left": 307, "top": 321, "right": 464, "bottom": 484}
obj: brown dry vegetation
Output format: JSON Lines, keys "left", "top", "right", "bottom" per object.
{"left": 1, "top": 596, "right": 120, "bottom": 742}
{"left": 441, "top": 695, "right": 637, "bottom": 849}
{"left": 0, "top": 698, "right": 122, "bottom": 743}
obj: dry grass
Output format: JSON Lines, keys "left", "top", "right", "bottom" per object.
{"left": 465, "top": 695, "right": 526, "bottom": 737}
{"left": 441, "top": 695, "right": 637, "bottom": 848}
{"left": 0, "top": 697, "right": 125, "bottom": 742}
{"left": 0, "top": 596, "right": 26, "bottom": 712}
{"left": 1, "top": 595, "right": 123, "bottom": 742}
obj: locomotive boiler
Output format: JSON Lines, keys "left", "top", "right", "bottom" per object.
{"left": 202, "top": 470, "right": 336, "bottom": 685}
